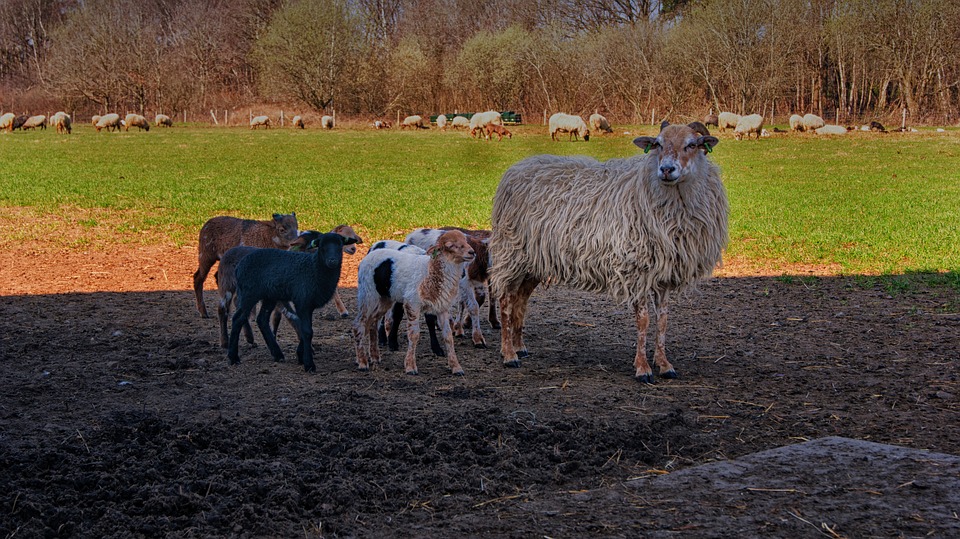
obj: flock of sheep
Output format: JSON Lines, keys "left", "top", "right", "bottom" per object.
{"left": 193, "top": 121, "right": 728, "bottom": 383}
{"left": 703, "top": 110, "right": 889, "bottom": 139}
{"left": 0, "top": 111, "right": 176, "bottom": 134}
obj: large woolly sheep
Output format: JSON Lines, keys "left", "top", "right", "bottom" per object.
{"left": 291, "top": 115, "right": 305, "bottom": 129}
{"left": 50, "top": 112, "right": 72, "bottom": 134}
{"left": 717, "top": 112, "right": 740, "bottom": 132}
{"left": 789, "top": 114, "right": 804, "bottom": 132}
{"left": 489, "top": 122, "right": 728, "bottom": 383}
{"left": 400, "top": 115, "right": 428, "bottom": 129}
{"left": 815, "top": 124, "right": 848, "bottom": 135}
{"left": 193, "top": 213, "right": 299, "bottom": 318}
{"left": 589, "top": 113, "right": 613, "bottom": 134}
{"left": 451, "top": 116, "right": 469, "bottom": 129}
{"left": 436, "top": 114, "right": 448, "bottom": 130}
{"left": 549, "top": 113, "right": 590, "bottom": 142}
{"left": 353, "top": 230, "right": 476, "bottom": 376}
{"left": 469, "top": 111, "right": 502, "bottom": 138}
{"left": 250, "top": 115, "right": 271, "bottom": 129}
{"left": 0, "top": 112, "right": 14, "bottom": 131}
{"left": 802, "top": 113, "right": 825, "bottom": 131}
{"left": 155, "top": 114, "right": 173, "bottom": 127}
{"left": 228, "top": 232, "right": 358, "bottom": 372}
{"left": 22, "top": 115, "right": 46, "bottom": 130}
{"left": 124, "top": 113, "right": 150, "bottom": 132}
{"left": 321, "top": 115, "right": 334, "bottom": 129}
{"left": 733, "top": 114, "right": 764, "bottom": 140}
{"left": 95, "top": 113, "right": 121, "bottom": 132}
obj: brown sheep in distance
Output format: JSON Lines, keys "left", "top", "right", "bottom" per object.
{"left": 490, "top": 122, "right": 728, "bottom": 383}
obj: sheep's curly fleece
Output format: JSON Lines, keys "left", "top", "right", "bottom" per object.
{"left": 490, "top": 150, "right": 728, "bottom": 307}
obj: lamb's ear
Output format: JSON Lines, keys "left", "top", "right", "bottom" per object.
{"left": 273, "top": 213, "right": 282, "bottom": 221}
{"left": 696, "top": 135, "right": 719, "bottom": 153}
{"left": 306, "top": 238, "right": 320, "bottom": 250}
{"left": 633, "top": 136, "right": 658, "bottom": 153}
{"left": 341, "top": 236, "right": 359, "bottom": 246}
{"left": 659, "top": 120, "right": 670, "bottom": 131}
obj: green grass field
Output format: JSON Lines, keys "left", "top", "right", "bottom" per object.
{"left": 2, "top": 123, "right": 958, "bottom": 276}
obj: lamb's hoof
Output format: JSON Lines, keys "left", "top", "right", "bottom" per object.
{"left": 273, "top": 355, "right": 284, "bottom": 363}
{"left": 503, "top": 359, "right": 521, "bottom": 368}
{"left": 303, "top": 364, "right": 316, "bottom": 373}
{"left": 432, "top": 349, "right": 447, "bottom": 357}
{"left": 660, "top": 369, "right": 678, "bottom": 379}
{"left": 491, "top": 323, "right": 501, "bottom": 329}
{"left": 517, "top": 350, "right": 529, "bottom": 358}
{"left": 452, "top": 370, "right": 465, "bottom": 376}
{"left": 228, "top": 358, "right": 240, "bottom": 365}
{"left": 200, "top": 312, "right": 210, "bottom": 319}
{"left": 406, "top": 369, "right": 419, "bottom": 376}
{"left": 357, "top": 365, "right": 369, "bottom": 372}
{"left": 473, "top": 342, "right": 487, "bottom": 349}
{"left": 635, "top": 373, "right": 655, "bottom": 384}
{"left": 339, "top": 312, "right": 350, "bottom": 319}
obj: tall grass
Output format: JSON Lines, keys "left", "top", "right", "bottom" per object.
{"left": 1, "top": 123, "right": 957, "bottom": 275}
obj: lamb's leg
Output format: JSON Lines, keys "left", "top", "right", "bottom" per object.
{"left": 465, "top": 282, "right": 487, "bottom": 348}
{"left": 652, "top": 290, "right": 677, "bottom": 379}
{"left": 332, "top": 289, "right": 350, "bottom": 317}
{"left": 424, "top": 314, "right": 445, "bottom": 356}
{"left": 227, "top": 296, "right": 258, "bottom": 364}
{"left": 633, "top": 300, "right": 654, "bottom": 383}
{"left": 255, "top": 299, "right": 284, "bottom": 362}
{"left": 352, "top": 314, "right": 370, "bottom": 371}
{"left": 193, "top": 254, "right": 218, "bottom": 318}
{"left": 486, "top": 283, "right": 501, "bottom": 329}
{"left": 217, "top": 293, "right": 230, "bottom": 348}
{"left": 386, "top": 302, "right": 405, "bottom": 351}
{"left": 403, "top": 304, "right": 421, "bottom": 375}
{"left": 295, "top": 306, "right": 316, "bottom": 373}
{"left": 437, "top": 312, "right": 464, "bottom": 375}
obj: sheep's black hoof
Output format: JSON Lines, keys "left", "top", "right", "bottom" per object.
{"left": 491, "top": 322, "right": 501, "bottom": 329}
{"left": 228, "top": 358, "right": 240, "bottom": 365}
{"left": 357, "top": 365, "right": 369, "bottom": 372}
{"left": 273, "top": 355, "right": 284, "bottom": 363}
{"left": 660, "top": 369, "right": 678, "bottom": 379}
{"left": 503, "top": 359, "right": 522, "bottom": 368}
{"left": 406, "top": 370, "right": 419, "bottom": 376}
{"left": 452, "top": 370, "right": 465, "bottom": 376}
{"left": 432, "top": 348, "right": 447, "bottom": 357}
{"left": 517, "top": 350, "right": 530, "bottom": 358}
{"left": 303, "top": 364, "right": 316, "bottom": 373}
{"left": 339, "top": 312, "right": 350, "bottom": 319}
{"left": 474, "top": 342, "right": 487, "bottom": 349}
{"left": 635, "top": 373, "right": 656, "bottom": 384}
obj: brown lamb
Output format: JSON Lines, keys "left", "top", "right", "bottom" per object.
{"left": 193, "top": 213, "right": 299, "bottom": 318}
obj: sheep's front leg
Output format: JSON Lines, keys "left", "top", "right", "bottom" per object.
{"left": 332, "top": 289, "right": 350, "bottom": 317}
{"left": 463, "top": 280, "right": 487, "bottom": 348}
{"left": 256, "top": 300, "right": 285, "bottom": 363}
{"left": 295, "top": 306, "right": 316, "bottom": 372}
{"left": 633, "top": 301, "right": 654, "bottom": 383}
{"left": 652, "top": 290, "right": 677, "bottom": 379}
{"left": 437, "top": 311, "right": 464, "bottom": 375}
{"left": 403, "top": 304, "right": 421, "bottom": 375}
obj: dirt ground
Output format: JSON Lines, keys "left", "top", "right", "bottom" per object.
{"left": 1, "top": 225, "right": 958, "bottom": 538}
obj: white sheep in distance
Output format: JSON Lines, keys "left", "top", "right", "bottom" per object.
{"left": 95, "top": 113, "right": 122, "bottom": 132}
{"left": 436, "top": 114, "right": 448, "bottom": 130}
{"left": 789, "top": 114, "right": 804, "bottom": 132}
{"left": 373, "top": 119, "right": 391, "bottom": 129}
{"left": 815, "top": 124, "right": 848, "bottom": 135}
{"left": 353, "top": 230, "right": 476, "bottom": 376}
{"left": 717, "top": 112, "right": 740, "bottom": 132}
{"left": 549, "top": 112, "right": 590, "bottom": 142}
{"left": 451, "top": 116, "right": 469, "bottom": 129}
{"left": 400, "top": 115, "right": 428, "bottom": 129}
{"left": 22, "top": 115, "right": 46, "bottom": 130}
{"left": 589, "top": 113, "right": 613, "bottom": 134}
{"left": 155, "top": 114, "right": 173, "bottom": 127}
{"left": 250, "top": 115, "right": 271, "bottom": 129}
{"left": 469, "top": 111, "right": 502, "bottom": 138}
{"left": 802, "top": 113, "right": 825, "bottom": 131}
{"left": 291, "top": 115, "right": 305, "bottom": 129}
{"left": 321, "top": 115, "right": 334, "bottom": 129}
{"left": 124, "top": 113, "right": 150, "bottom": 132}
{"left": 733, "top": 114, "right": 764, "bottom": 140}
{"left": 91, "top": 115, "right": 101, "bottom": 127}
{"left": 50, "top": 112, "right": 72, "bottom": 134}
{"left": 489, "top": 122, "right": 728, "bottom": 383}
{"left": 0, "top": 112, "right": 15, "bottom": 132}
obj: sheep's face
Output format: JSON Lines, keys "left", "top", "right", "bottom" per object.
{"left": 331, "top": 225, "right": 363, "bottom": 255}
{"left": 436, "top": 231, "right": 476, "bottom": 264}
{"left": 273, "top": 212, "right": 299, "bottom": 243}
{"left": 633, "top": 123, "right": 719, "bottom": 184}
{"left": 312, "top": 233, "right": 359, "bottom": 268}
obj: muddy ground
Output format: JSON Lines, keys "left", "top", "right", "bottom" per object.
{"left": 0, "top": 237, "right": 958, "bottom": 538}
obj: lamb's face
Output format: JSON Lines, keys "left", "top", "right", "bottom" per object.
{"left": 331, "top": 225, "right": 362, "bottom": 255}
{"left": 438, "top": 231, "right": 475, "bottom": 264}
{"left": 633, "top": 123, "right": 719, "bottom": 184}
{"left": 273, "top": 212, "right": 299, "bottom": 243}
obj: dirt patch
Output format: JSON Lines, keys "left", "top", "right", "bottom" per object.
{"left": 1, "top": 224, "right": 958, "bottom": 537}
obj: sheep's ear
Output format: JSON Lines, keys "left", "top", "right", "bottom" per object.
{"left": 696, "top": 135, "right": 719, "bottom": 153}
{"left": 633, "top": 136, "right": 658, "bottom": 153}
{"left": 687, "top": 121, "right": 711, "bottom": 137}
{"left": 341, "top": 235, "right": 359, "bottom": 246}
{"left": 273, "top": 213, "right": 282, "bottom": 221}
{"left": 659, "top": 120, "right": 670, "bottom": 131}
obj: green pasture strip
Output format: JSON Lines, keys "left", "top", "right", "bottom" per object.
{"left": 1, "top": 124, "right": 958, "bottom": 276}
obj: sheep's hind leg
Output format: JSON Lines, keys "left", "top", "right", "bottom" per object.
{"left": 403, "top": 305, "right": 421, "bottom": 375}
{"left": 437, "top": 311, "right": 464, "bottom": 375}
{"left": 652, "top": 290, "right": 677, "bottom": 379}
{"left": 633, "top": 301, "right": 655, "bottom": 383}
{"left": 256, "top": 300, "right": 285, "bottom": 363}
{"left": 332, "top": 290, "right": 350, "bottom": 317}
{"left": 511, "top": 278, "right": 538, "bottom": 359}
{"left": 193, "top": 254, "right": 217, "bottom": 318}
{"left": 499, "top": 277, "right": 538, "bottom": 367}
{"left": 294, "top": 306, "right": 316, "bottom": 372}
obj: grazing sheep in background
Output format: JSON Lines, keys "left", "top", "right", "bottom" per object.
{"left": 400, "top": 115, "right": 428, "bottom": 129}
{"left": 549, "top": 113, "right": 590, "bottom": 142}
{"left": 50, "top": 112, "right": 72, "bottom": 134}
{"left": 436, "top": 114, "right": 448, "bottom": 130}
{"left": 353, "top": 230, "right": 476, "bottom": 375}
{"left": 717, "top": 112, "right": 740, "bottom": 132}
{"left": 869, "top": 121, "right": 886, "bottom": 132}
{"left": 0, "top": 112, "right": 14, "bottom": 131}
{"left": 589, "top": 113, "right": 614, "bottom": 134}
{"left": 290, "top": 115, "right": 304, "bottom": 129}
{"left": 703, "top": 113, "right": 719, "bottom": 127}
{"left": 485, "top": 124, "right": 512, "bottom": 141}
{"left": 124, "top": 113, "right": 150, "bottom": 132}
{"left": 733, "top": 114, "right": 764, "bottom": 140}
{"left": 469, "top": 111, "right": 503, "bottom": 138}
{"left": 451, "top": 116, "right": 469, "bottom": 129}
{"left": 91, "top": 115, "right": 101, "bottom": 127}
{"left": 250, "top": 115, "right": 271, "bottom": 129}
{"left": 802, "top": 113, "right": 825, "bottom": 132}
{"left": 193, "top": 213, "right": 299, "bottom": 318}
{"left": 815, "top": 124, "right": 848, "bottom": 135}
{"left": 228, "top": 232, "right": 358, "bottom": 372}
{"left": 490, "top": 122, "right": 728, "bottom": 383}
{"left": 22, "top": 115, "right": 46, "bottom": 130}
{"left": 321, "top": 115, "right": 334, "bottom": 129}
{"left": 95, "top": 113, "right": 121, "bottom": 132}
{"left": 155, "top": 114, "right": 173, "bottom": 127}
{"left": 789, "top": 114, "right": 804, "bottom": 131}
{"left": 373, "top": 120, "right": 391, "bottom": 129}
{"left": 12, "top": 115, "right": 28, "bottom": 130}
